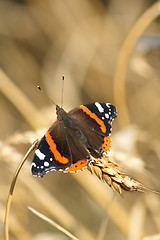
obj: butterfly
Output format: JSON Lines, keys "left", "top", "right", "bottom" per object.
{"left": 31, "top": 102, "right": 117, "bottom": 177}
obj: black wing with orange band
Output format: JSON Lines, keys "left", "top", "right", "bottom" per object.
{"left": 68, "top": 103, "right": 117, "bottom": 158}
{"left": 32, "top": 121, "right": 91, "bottom": 177}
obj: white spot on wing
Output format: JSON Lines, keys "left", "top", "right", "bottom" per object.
{"left": 32, "top": 162, "right": 36, "bottom": 167}
{"left": 44, "top": 161, "right": 49, "bottom": 167}
{"left": 105, "top": 113, "right": 109, "bottom": 119}
{"left": 106, "top": 103, "right": 110, "bottom": 108}
{"left": 95, "top": 102, "right": 104, "bottom": 113}
{"left": 35, "top": 149, "right": 45, "bottom": 160}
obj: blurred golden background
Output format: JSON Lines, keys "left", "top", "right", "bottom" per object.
{"left": 1, "top": 0, "right": 160, "bottom": 240}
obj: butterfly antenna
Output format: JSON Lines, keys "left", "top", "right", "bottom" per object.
{"left": 61, "top": 75, "right": 65, "bottom": 108}
{"left": 37, "top": 86, "right": 56, "bottom": 106}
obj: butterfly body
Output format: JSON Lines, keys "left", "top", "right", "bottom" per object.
{"left": 32, "top": 102, "right": 117, "bottom": 177}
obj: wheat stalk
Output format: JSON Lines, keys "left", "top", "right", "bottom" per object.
{"left": 88, "top": 156, "right": 159, "bottom": 195}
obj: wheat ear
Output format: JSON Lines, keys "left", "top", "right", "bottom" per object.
{"left": 87, "top": 156, "right": 159, "bottom": 195}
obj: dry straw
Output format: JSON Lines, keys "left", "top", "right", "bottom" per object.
{"left": 113, "top": 0, "right": 160, "bottom": 128}
{"left": 28, "top": 206, "right": 79, "bottom": 240}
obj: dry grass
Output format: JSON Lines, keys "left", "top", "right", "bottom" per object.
{"left": 1, "top": 0, "right": 160, "bottom": 240}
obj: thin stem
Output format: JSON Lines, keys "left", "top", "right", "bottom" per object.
{"left": 4, "top": 140, "right": 38, "bottom": 240}
{"left": 28, "top": 207, "right": 79, "bottom": 240}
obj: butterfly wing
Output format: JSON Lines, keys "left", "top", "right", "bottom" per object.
{"left": 31, "top": 121, "right": 91, "bottom": 177}
{"left": 69, "top": 102, "right": 117, "bottom": 158}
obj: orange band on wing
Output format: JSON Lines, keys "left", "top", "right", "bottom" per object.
{"left": 63, "top": 159, "right": 90, "bottom": 172}
{"left": 80, "top": 105, "right": 106, "bottom": 133}
{"left": 45, "top": 131, "right": 69, "bottom": 164}
{"left": 101, "top": 135, "right": 111, "bottom": 152}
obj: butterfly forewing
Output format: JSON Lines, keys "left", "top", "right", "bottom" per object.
{"left": 32, "top": 122, "right": 71, "bottom": 177}
{"left": 69, "top": 102, "right": 117, "bottom": 157}
{"left": 32, "top": 120, "right": 92, "bottom": 177}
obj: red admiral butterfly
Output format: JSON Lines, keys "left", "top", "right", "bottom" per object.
{"left": 32, "top": 102, "right": 117, "bottom": 177}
